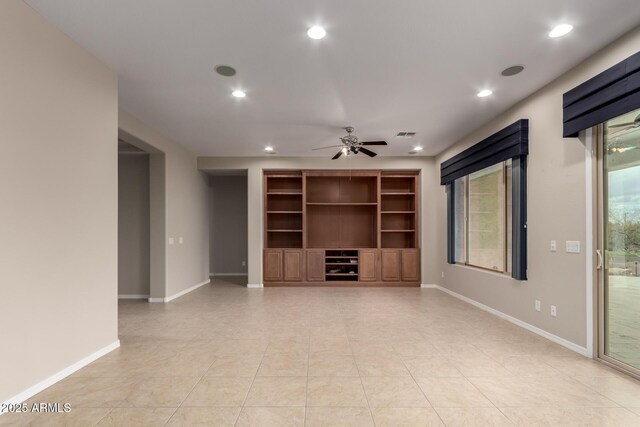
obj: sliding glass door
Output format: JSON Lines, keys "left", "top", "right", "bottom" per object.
{"left": 600, "top": 108, "right": 640, "bottom": 373}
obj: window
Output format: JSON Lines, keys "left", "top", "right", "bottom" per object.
{"left": 442, "top": 119, "right": 527, "bottom": 280}
{"left": 453, "top": 160, "right": 513, "bottom": 273}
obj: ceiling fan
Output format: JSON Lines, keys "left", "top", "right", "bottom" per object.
{"left": 608, "top": 114, "right": 640, "bottom": 134}
{"left": 312, "top": 127, "right": 387, "bottom": 159}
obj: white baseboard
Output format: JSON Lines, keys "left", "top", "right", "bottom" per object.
{"left": 247, "top": 283, "right": 263, "bottom": 288}
{"left": 118, "top": 294, "right": 150, "bottom": 299}
{"left": 148, "top": 279, "right": 210, "bottom": 303}
{"left": 1, "top": 340, "right": 120, "bottom": 410}
{"left": 210, "top": 273, "right": 249, "bottom": 276}
{"left": 434, "top": 285, "right": 589, "bottom": 357}
{"left": 420, "top": 284, "right": 438, "bottom": 288}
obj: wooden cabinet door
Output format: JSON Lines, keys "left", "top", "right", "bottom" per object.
{"left": 284, "top": 249, "right": 304, "bottom": 282}
{"left": 306, "top": 250, "right": 325, "bottom": 282}
{"left": 359, "top": 249, "right": 378, "bottom": 281}
{"left": 401, "top": 249, "right": 420, "bottom": 281}
{"left": 264, "top": 249, "right": 283, "bottom": 281}
{"left": 381, "top": 249, "right": 401, "bottom": 281}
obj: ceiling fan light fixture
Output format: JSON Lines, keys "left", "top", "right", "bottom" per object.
{"left": 264, "top": 146, "right": 274, "bottom": 152}
{"left": 231, "top": 89, "right": 246, "bottom": 98}
{"left": 413, "top": 146, "right": 423, "bottom": 152}
{"left": 477, "top": 89, "right": 493, "bottom": 98}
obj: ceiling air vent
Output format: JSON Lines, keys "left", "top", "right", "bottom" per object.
{"left": 396, "top": 132, "right": 416, "bottom": 138}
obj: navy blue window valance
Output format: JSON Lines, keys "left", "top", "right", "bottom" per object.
{"left": 563, "top": 51, "right": 640, "bottom": 138}
{"left": 440, "top": 119, "right": 528, "bottom": 185}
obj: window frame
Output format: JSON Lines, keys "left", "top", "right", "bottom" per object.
{"left": 455, "top": 161, "right": 511, "bottom": 274}
{"left": 447, "top": 155, "right": 527, "bottom": 280}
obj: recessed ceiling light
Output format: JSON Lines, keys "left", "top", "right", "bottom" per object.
{"left": 307, "top": 25, "right": 327, "bottom": 40}
{"left": 549, "top": 24, "right": 573, "bottom": 38}
{"left": 477, "top": 89, "right": 493, "bottom": 98}
{"left": 214, "top": 65, "right": 237, "bottom": 77}
{"left": 232, "top": 90, "right": 246, "bottom": 98}
{"left": 265, "top": 146, "right": 274, "bottom": 152}
{"left": 413, "top": 146, "right": 423, "bottom": 152}
{"left": 501, "top": 65, "right": 525, "bottom": 77}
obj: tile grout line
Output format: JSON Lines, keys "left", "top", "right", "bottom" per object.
{"left": 349, "top": 333, "right": 376, "bottom": 426}
{"left": 233, "top": 342, "right": 267, "bottom": 426}
{"left": 400, "top": 356, "right": 447, "bottom": 426}
{"left": 162, "top": 347, "right": 219, "bottom": 427}
{"left": 91, "top": 407, "right": 114, "bottom": 426}
{"left": 455, "top": 343, "right": 519, "bottom": 426}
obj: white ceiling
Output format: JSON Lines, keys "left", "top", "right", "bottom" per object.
{"left": 26, "top": 0, "right": 640, "bottom": 156}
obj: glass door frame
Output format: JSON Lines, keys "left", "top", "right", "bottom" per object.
{"left": 595, "top": 123, "right": 640, "bottom": 379}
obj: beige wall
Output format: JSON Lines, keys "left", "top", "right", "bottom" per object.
{"left": 118, "top": 154, "right": 150, "bottom": 296}
{"left": 435, "top": 26, "right": 640, "bottom": 349}
{"left": 210, "top": 175, "right": 248, "bottom": 275}
{"left": 119, "top": 111, "right": 210, "bottom": 298}
{"left": 198, "top": 157, "right": 439, "bottom": 286}
{"left": 0, "top": 0, "right": 118, "bottom": 402}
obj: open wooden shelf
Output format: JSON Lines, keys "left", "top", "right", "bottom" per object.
{"left": 267, "top": 229, "right": 303, "bottom": 232}
{"left": 267, "top": 211, "right": 303, "bottom": 214}
{"left": 381, "top": 230, "right": 416, "bottom": 232}
{"left": 307, "top": 202, "right": 377, "bottom": 206}
{"left": 267, "top": 191, "right": 302, "bottom": 195}
{"left": 381, "top": 192, "right": 415, "bottom": 195}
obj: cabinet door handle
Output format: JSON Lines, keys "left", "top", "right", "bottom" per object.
{"left": 596, "top": 249, "right": 603, "bottom": 270}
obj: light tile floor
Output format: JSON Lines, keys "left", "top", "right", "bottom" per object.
{"left": 3, "top": 276, "right": 640, "bottom": 426}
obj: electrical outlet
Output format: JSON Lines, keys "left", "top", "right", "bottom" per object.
{"left": 550, "top": 305, "right": 557, "bottom": 317}
{"left": 168, "top": 237, "right": 174, "bottom": 245}
{"left": 441, "top": 272, "right": 445, "bottom": 278}
{"left": 535, "top": 300, "right": 541, "bottom": 312}
{"left": 179, "top": 237, "right": 183, "bottom": 244}
{"left": 550, "top": 240, "right": 557, "bottom": 252}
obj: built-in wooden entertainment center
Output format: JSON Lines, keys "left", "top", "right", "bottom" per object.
{"left": 263, "top": 170, "right": 420, "bottom": 286}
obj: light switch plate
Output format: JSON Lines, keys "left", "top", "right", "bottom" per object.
{"left": 179, "top": 237, "right": 183, "bottom": 244}
{"left": 550, "top": 240, "right": 557, "bottom": 252}
{"left": 535, "top": 300, "right": 541, "bottom": 312}
{"left": 550, "top": 305, "right": 557, "bottom": 317}
{"left": 168, "top": 237, "right": 174, "bottom": 245}
{"left": 565, "top": 240, "right": 581, "bottom": 253}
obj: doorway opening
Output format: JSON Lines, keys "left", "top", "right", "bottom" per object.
{"left": 118, "top": 140, "right": 150, "bottom": 298}
{"left": 209, "top": 170, "right": 249, "bottom": 287}
{"left": 117, "top": 131, "right": 166, "bottom": 301}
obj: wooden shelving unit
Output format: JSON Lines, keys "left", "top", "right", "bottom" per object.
{"left": 265, "top": 172, "right": 303, "bottom": 249}
{"left": 264, "top": 170, "right": 420, "bottom": 286}
{"left": 380, "top": 172, "right": 418, "bottom": 249}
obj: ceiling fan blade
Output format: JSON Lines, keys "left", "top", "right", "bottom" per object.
{"left": 331, "top": 150, "right": 343, "bottom": 160}
{"left": 361, "top": 140, "right": 387, "bottom": 146}
{"left": 312, "top": 145, "right": 343, "bottom": 151}
{"left": 359, "top": 147, "right": 378, "bottom": 157}
{"left": 609, "top": 122, "right": 637, "bottom": 128}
